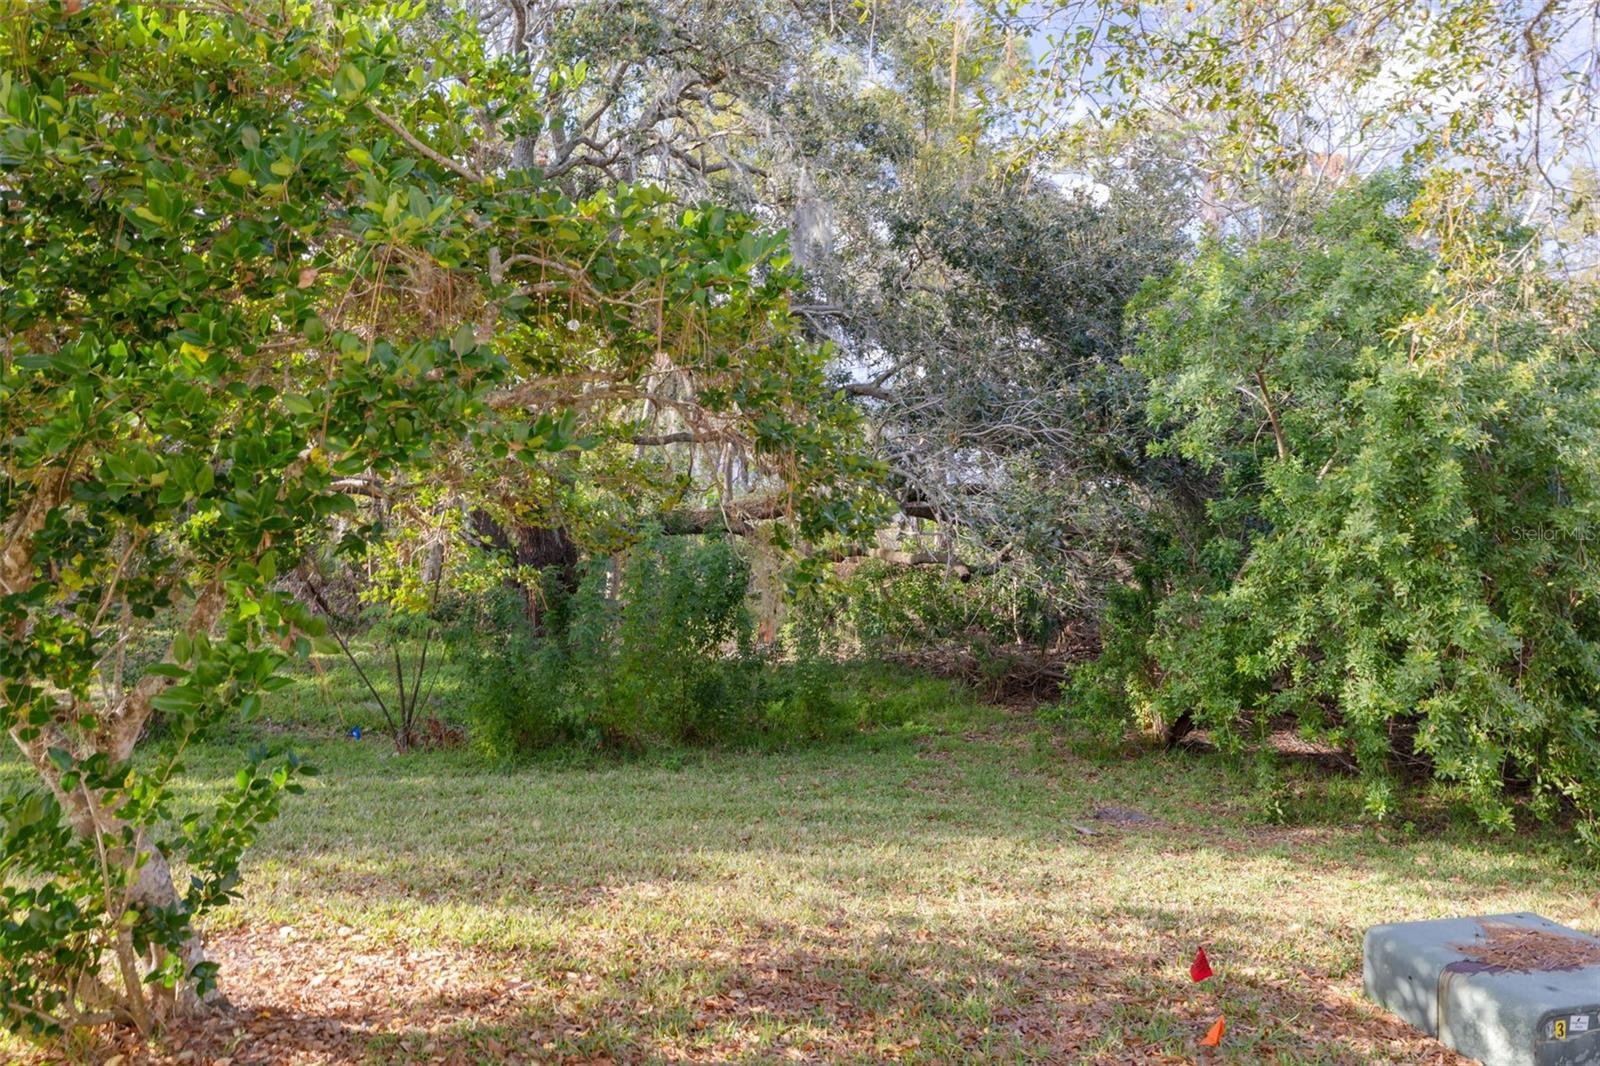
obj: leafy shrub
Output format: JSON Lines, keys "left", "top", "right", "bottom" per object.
{"left": 463, "top": 608, "right": 573, "bottom": 754}
{"left": 462, "top": 532, "right": 850, "bottom": 753}
{"left": 799, "top": 560, "right": 1062, "bottom": 654}
{"left": 570, "top": 532, "right": 757, "bottom": 745}
{"left": 757, "top": 618, "right": 851, "bottom": 744}
{"left": 1072, "top": 175, "right": 1600, "bottom": 840}
{"left": 0, "top": 747, "right": 309, "bottom": 1039}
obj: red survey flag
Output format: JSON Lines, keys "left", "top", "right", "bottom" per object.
{"left": 1190, "top": 946, "right": 1213, "bottom": 982}
{"left": 1199, "top": 1015, "right": 1226, "bottom": 1047}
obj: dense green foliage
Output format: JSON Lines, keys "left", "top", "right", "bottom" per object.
{"left": 462, "top": 534, "right": 848, "bottom": 754}
{"left": 0, "top": 2, "right": 494, "bottom": 1032}
{"left": 0, "top": 0, "right": 867, "bottom": 1037}
{"left": 1072, "top": 178, "right": 1600, "bottom": 837}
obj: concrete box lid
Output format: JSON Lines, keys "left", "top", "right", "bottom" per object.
{"left": 1364, "top": 912, "right": 1600, "bottom": 1066}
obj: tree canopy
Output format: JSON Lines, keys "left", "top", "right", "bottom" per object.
{"left": 0, "top": 0, "right": 867, "bottom": 1033}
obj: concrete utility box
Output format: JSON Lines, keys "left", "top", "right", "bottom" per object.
{"left": 1364, "top": 912, "right": 1600, "bottom": 1066}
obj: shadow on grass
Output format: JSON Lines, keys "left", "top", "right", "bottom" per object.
{"left": 164, "top": 916, "right": 1464, "bottom": 1066}
{"left": 113, "top": 695, "right": 1588, "bottom": 1066}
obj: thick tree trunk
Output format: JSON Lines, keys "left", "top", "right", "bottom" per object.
{"left": 468, "top": 510, "right": 579, "bottom": 627}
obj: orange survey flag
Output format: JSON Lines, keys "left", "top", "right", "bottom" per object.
{"left": 1199, "top": 1015, "right": 1226, "bottom": 1047}
{"left": 1190, "top": 946, "right": 1213, "bottom": 982}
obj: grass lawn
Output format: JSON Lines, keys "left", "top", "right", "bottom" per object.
{"left": 15, "top": 662, "right": 1599, "bottom": 1064}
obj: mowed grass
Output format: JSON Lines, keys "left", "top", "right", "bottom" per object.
{"left": 9, "top": 660, "right": 1597, "bottom": 1063}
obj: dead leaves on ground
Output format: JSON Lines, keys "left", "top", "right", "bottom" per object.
{"left": 34, "top": 916, "right": 1470, "bottom": 1066}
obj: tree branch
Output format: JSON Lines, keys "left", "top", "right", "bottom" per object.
{"left": 843, "top": 381, "right": 894, "bottom": 401}
{"left": 366, "top": 104, "right": 485, "bottom": 185}
{"left": 659, "top": 494, "right": 788, "bottom": 534}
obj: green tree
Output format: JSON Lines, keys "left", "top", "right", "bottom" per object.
{"left": 0, "top": 0, "right": 859, "bottom": 1038}
{"left": 1007, "top": 0, "right": 1600, "bottom": 251}
{"left": 453, "top": 0, "right": 1192, "bottom": 608}
{"left": 1082, "top": 177, "right": 1600, "bottom": 837}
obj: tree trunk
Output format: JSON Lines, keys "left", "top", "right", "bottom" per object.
{"left": 467, "top": 510, "right": 579, "bottom": 627}
{"left": 11, "top": 721, "right": 221, "bottom": 1023}
{"left": 5, "top": 580, "right": 230, "bottom": 1025}
{"left": 128, "top": 841, "right": 217, "bottom": 1018}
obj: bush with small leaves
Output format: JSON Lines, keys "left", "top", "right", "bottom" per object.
{"left": 1074, "top": 176, "right": 1600, "bottom": 840}
{"left": 462, "top": 533, "right": 858, "bottom": 752}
